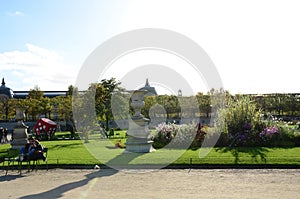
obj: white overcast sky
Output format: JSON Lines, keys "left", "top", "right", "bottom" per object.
{"left": 0, "top": 0, "right": 300, "bottom": 95}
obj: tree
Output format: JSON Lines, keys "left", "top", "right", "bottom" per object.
{"left": 0, "top": 97, "right": 9, "bottom": 120}
{"left": 73, "top": 85, "right": 97, "bottom": 143}
{"left": 40, "top": 97, "right": 52, "bottom": 118}
{"left": 142, "top": 96, "right": 161, "bottom": 118}
{"left": 67, "top": 85, "right": 74, "bottom": 96}
{"left": 7, "top": 99, "right": 26, "bottom": 120}
{"left": 287, "top": 94, "right": 300, "bottom": 117}
{"left": 95, "top": 78, "right": 123, "bottom": 130}
{"left": 28, "top": 85, "right": 44, "bottom": 99}
{"left": 196, "top": 92, "right": 211, "bottom": 117}
{"left": 49, "top": 96, "right": 70, "bottom": 120}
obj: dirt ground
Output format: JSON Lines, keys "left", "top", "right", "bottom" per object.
{"left": 0, "top": 168, "right": 300, "bottom": 199}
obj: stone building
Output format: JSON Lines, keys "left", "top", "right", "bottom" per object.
{"left": 0, "top": 78, "right": 14, "bottom": 101}
{"left": 138, "top": 78, "right": 158, "bottom": 96}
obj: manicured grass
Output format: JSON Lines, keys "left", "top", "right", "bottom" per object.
{"left": 1, "top": 136, "right": 300, "bottom": 167}
{"left": 87, "top": 141, "right": 300, "bottom": 166}
{"left": 176, "top": 147, "right": 300, "bottom": 165}
{"left": 42, "top": 140, "right": 100, "bottom": 165}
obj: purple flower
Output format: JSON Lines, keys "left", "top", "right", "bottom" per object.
{"left": 238, "top": 133, "right": 248, "bottom": 141}
{"left": 259, "top": 126, "right": 278, "bottom": 138}
{"left": 243, "top": 123, "right": 252, "bottom": 130}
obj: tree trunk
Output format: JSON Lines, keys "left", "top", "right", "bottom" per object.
{"left": 84, "top": 131, "right": 89, "bottom": 143}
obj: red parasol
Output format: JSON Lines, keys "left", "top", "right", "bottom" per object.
{"left": 34, "top": 118, "right": 57, "bottom": 137}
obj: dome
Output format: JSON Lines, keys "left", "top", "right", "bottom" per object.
{"left": 138, "top": 78, "right": 158, "bottom": 96}
{"left": 0, "top": 78, "right": 14, "bottom": 100}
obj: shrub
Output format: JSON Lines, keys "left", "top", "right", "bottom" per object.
{"left": 153, "top": 122, "right": 205, "bottom": 149}
{"left": 276, "top": 124, "right": 300, "bottom": 147}
{"left": 259, "top": 125, "right": 279, "bottom": 147}
{"left": 214, "top": 96, "right": 265, "bottom": 147}
{"left": 167, "top": 123, "right": 197, "bottom": 149}
{"left": 153, "top": 123, "right": 177, "bottom": 148}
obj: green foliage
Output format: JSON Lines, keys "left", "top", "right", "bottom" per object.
{"left": 28, "top": 85, "right": 44, "bottom": 99}
{"left": 94, "top": 78, "right": 124, "bottom": 130}
{"left": 275, "top": 123, "right": 300, "bottom": 147}
{"left": 53, "top": 95, "right": 73, "bottom": 121}
{"left": 196, "top": 92, "right": 211, "bottom": 117}
{"left": 143, "top": 95, "right": 181, "bottom": 119}
{"left": 214, "top": 96, "right": 265, "bottom": 146}
{"left": 73, "top": 84, "right": 98, "bottom": 143}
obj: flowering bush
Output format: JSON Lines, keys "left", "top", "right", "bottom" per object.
{"left": 168, "top": 123, "right": 197, "bottom": 148}
{"left": 259, "top": 126, "right": 279, "bottom": 138}
{"left": 214, "top": 96, "right": 266, "bottom": 147}
{"left": 155, "top": 123, "right": 176, "bottom": 138}
{"left": 153, "top": 122, "right": 204, "bottom": 149}
{"left": 153, "top": 123, "right": 177, "bottom": 148}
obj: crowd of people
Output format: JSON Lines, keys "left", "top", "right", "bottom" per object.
{"left": 19, "top": 137, "right": 46, "bottom": 161}
{"left": 0, "top": 127, "right": 9, "bottom": 144}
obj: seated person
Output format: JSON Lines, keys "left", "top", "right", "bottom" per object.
{"left": 30, "top": 139, "right": 46, "bottom": 161}
{"left": 20, "top": 138, "right": 46, "bottom": 161}
{"left": 19, "top": 143, "right": 31, "bottom": 161}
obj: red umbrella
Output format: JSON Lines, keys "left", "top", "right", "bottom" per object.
{"left": 34, "top": 118, "right": 57, "bottom": 137}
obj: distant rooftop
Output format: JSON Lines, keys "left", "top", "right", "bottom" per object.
{"left": 138, "top": 78, "right": 158, "bottom": 96}
{"left": 13, "top": 91, "right": 67, "bottom": 99}
{"left": 0, "top": 78, "right": 14, "bottom": 99}
{"left": 0, "top": 77, "right": 67, "bottom": 99}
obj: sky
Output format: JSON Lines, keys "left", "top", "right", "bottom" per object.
{"left": 1, "top": 0, "right": 300, "bottom": 95}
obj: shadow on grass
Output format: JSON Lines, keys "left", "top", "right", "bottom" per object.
{"left": 48, "top": 142, "right": 83, "bottom": 150}
{"left": 216, "top": 147, "right": 270, "bottom": 164}
{"left": 104, "top": 151, "right": 145, "bottom": 169}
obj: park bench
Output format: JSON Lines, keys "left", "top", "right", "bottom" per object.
{"left": 4, "top": 147, "right": 48, "bottom": 175}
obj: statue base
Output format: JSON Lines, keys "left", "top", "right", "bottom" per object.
{"left": 11, "top": 121, "right": 28, "bottom": 150}
{"left": 125, "top": 136, "right": 155, "bottom": 153}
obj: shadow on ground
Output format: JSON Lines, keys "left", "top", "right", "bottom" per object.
{"left": 0, "top": 173, "right": 25, "bottom": 182}
{"left": 19, "top": 151, "right": 146, "bottom": 199}
{"left": 19, "top": 169, "right": 117, "bottom": 199}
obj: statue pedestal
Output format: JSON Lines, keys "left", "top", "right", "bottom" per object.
{"left": 11, "top": 108, "right": 28, "bottom": 150}
{"left": 125, "top": 118, "right": 154, "bottom": 153}
{"left": 11, "top": 121, "right": 28, "bottom": 150}
{"left": 125, "top": 90, "right": 155, "bottom": 153}
{"left": 125, "top": 136, "right": 154, "bottom": 153}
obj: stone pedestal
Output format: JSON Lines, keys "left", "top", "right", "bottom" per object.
{"left": 125, "top": 90, "right": 154, "bottom": 153}
{"left": 11, "top": 108, "right": 28, "bottom": 150}
{"left": 125, "top": 118, "right": 154, "bottom": 153}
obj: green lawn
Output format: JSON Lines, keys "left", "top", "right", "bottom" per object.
{"left": 1, "top": 138, "right": 300, "bottom": 167}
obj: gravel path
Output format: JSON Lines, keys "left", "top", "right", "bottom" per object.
{"left": 1, "top": 168, "right": 300, "bottom": 199}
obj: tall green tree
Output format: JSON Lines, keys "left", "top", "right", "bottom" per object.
{"left": 95, "top": 78, "right": 123, "bottom": 130}
{"left": 28, "top": 85, "right": 44, "bottom": 99}
{"left": 40, "top": 97, "right": 52, "bottom": 118}
{"left": 67, "top": 85, "right": 74, "bottom": 96}
{"left": 73, "top": 85, "right": 97, "bottom": 143}
{"left": 196, "top": 92, "right": 211, "bottom": 117}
